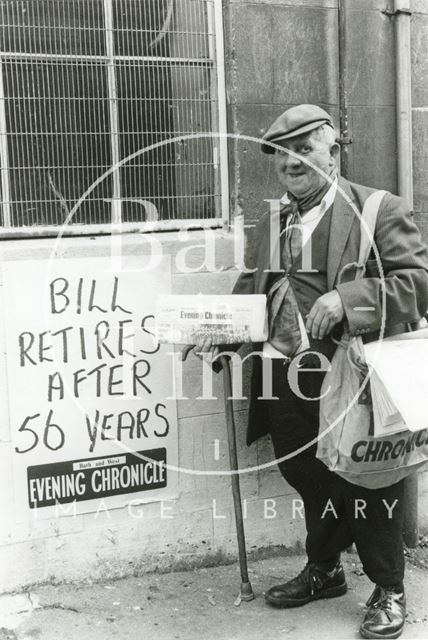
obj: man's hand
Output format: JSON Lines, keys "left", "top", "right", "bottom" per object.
{"left": 305, "top": 290, "right": 345, "bottom": 340}
{"left": 180, "top": 337, "right": 219, "bottom": 362}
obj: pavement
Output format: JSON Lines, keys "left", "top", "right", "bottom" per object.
{"left": 0, "top": 551, "right": 427, "bottom": 640}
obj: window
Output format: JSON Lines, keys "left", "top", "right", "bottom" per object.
{"left": 0, "top": 0, "right": 228, "bottom": 237}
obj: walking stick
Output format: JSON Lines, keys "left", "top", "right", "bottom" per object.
{"left": 219, "top": 355, "right": 255, "bottom": 602}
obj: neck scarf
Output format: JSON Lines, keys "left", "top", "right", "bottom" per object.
{"left": 286, "top": 166, "right": 338, "bottom": 215}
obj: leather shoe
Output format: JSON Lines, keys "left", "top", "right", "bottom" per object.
{"left": 359, "top": 585, "right": 406, "bottom": 639}
{"left": 265, "top": 561, "right": 347, "bottom": 608}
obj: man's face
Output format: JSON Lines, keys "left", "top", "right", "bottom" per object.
{"left": 273, "top": 131, "right": 336, "bottom": 197}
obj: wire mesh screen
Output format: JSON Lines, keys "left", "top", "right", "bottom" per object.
{"left": 0, "top": 0, "right": 221, "bottom": 232}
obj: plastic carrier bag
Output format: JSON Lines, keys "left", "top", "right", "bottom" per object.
{"left": 316, "top": 190, "right": 428, "bottom": 488}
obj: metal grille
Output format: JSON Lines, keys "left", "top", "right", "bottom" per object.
{"left": 0, "top": 0, "right": 227, "bottom": 236}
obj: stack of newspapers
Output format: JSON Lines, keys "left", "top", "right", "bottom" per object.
{"left": 363, "top": 327, "right": 428, "bottom": 436}
{"left": 155, "top": 294, "right": 268, "bottom": 345}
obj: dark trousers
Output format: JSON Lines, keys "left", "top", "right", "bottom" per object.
{"left": 263, "top": 358, "right": 405, "bottom": 587}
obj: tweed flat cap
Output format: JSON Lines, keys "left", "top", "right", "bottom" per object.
{"left": 261, "top": 104, "right": 334, "bottom": 154}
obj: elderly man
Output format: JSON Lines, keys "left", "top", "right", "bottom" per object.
{"left": 190, "top": 104, "right": 428, "bottom": 639}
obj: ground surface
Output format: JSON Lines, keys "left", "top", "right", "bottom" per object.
{"left": 1, "top": 548, "right": 427, "bottom": 640}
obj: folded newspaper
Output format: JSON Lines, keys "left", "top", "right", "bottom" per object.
{"left": 363, "top": 327, "right": 428, "bottom": 436}
{"left": 155, "top": 294, "right": 268, "bottom": 345}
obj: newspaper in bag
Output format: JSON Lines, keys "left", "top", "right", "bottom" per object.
{"left": 363, "top": 326, "right": 428, "bottom": 436}
{"left": 316, "top": 333, "right": 428, "bottom": 489}
{"left": 155, "top": 294, "right": 268, "bottom": 345}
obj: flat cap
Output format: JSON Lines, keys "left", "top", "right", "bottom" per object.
{"left": 261, "top": 104, "right": 334, "bottom": 154}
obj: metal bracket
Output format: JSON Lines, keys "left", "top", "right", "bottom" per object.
{"left": 381, "top": 8, "right": 412, "bottom": 16}
{"left": 339, "top": 136, "right": 353, "bottom": 146}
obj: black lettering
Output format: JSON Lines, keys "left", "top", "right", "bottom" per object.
{"left": 51, "top": 326, "right": 73, "bottom": 363}
{"left": 86, "top": 410, "right": 100, "bottom": 453}
{"left": 416, "top": 430, "right": 427, "bottom": 447}
{"left": 364, "top": 439, "right": 382, "bottom": 462}
{"left": 87, "top": 364, "right": 107, "bottom": 397}
{"left": 48, "top": 372, "right": 64, "bottom": 401}
{"left": 378, "top": 440, "right": 393, "bottom": 462}
{"left": 101, "top": 413, "right": 114, "bottom": 441}
{"left": 112, "top": 276, "right": 132, "bottom": 314}
{"left": 95, "top": 321, "right": 115, "bottom": 359}
{"left": 89, "top": 280, "right": 108, "bottom": 313}
{"left": 117, "top": 411, "right": 135, "bottom": 439}
{"left": 50, "top": 277, "right": 70, "bottom": 314}
{"left": 140, "top": 315, "right": 160, "bottom": 354}
{"left": 405, "top": 433, "right": 418, "bottom": 453}
{"left": 118, "top": 319, "right": 136, "bottom": 357}
{"left": 39, "top": 331, "right": 53, "bottom": 363}
{"left": 80, "top": 327, "right": 87, "bottom": 360}
{"left": 15, "top": 413, "right": 40, "bottom": 453}
{"left": 133, "top": 359, "right": 152, "bottom": 395}
{"left": 391, "top": 439, "right": 405, "bottom": 459}
{"left": 19, "top": 332, "right": 36, "bottom": 366}
{"left": 108, "top": 364, "right": 123, "bottom": 395}
{"left": 351, "top": 441, "right": 366, "bottom": 462}
{"left": 74, "top": 369, "right": 87, "bottom": 398}
{"left": 154, "top": 403, "right": 169, "bottom": 437}
{"left": 136, "top": 408, "right": 150, "bottom": 437}
{"left": 43, "top": 410, "right": 65, "bottom": 451}
{"left": 77, "top": 277, "right": 83, "bottom": 314}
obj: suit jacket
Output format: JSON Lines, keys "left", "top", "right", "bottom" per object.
{"left": 231, "top": 177, "right": 428, "bottom": 444}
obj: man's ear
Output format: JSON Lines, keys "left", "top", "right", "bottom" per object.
{"left": 329, "top": 142, "right": 340, "bottom": 165}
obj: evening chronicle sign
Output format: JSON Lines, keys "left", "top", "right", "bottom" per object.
{"left": 3, "top": 256, "right": 178, "bottom": 520}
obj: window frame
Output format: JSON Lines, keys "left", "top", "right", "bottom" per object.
{"left": 0, "top": 0, "right": 229, "bottom": 239}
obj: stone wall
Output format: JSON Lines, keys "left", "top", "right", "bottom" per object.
{"left": 225, "top": 0, "right": 427, "bottom": 226}
{"left": 1, "top": 0, "right": 428, "bottom": 592}
{"left": 0, "top": 233, "right": 306, "bottom": 592}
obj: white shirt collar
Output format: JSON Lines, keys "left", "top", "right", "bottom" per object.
{"left": 280, "top": 178, "right": 338, "bottom": 219}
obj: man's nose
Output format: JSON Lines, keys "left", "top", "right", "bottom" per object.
{"left": 284, "top": 154, "right": 302, "bottom": 170}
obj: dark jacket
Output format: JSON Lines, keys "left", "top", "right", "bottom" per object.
{"left": 230, "top": 177, "right": 428, "bottom": 444}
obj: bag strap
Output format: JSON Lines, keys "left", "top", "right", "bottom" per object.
{"left": 357, "top": 190, "right": 388, "bottom": 266}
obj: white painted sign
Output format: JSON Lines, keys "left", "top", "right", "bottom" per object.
{"left": 3, "top": 255, "right": 178, "bottom": 520}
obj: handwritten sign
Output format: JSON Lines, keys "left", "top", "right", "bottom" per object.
{"left": 3, "top": 256, "right": 178, "bottom": 520}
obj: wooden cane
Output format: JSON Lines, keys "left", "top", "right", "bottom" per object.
{"left": 220, "top": 355, "right": 255, "bottom": 601}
